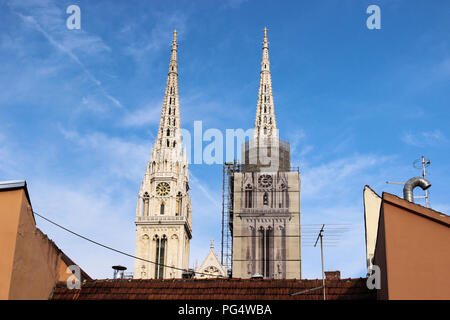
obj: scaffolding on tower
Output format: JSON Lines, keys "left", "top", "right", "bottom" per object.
{"left": 221, "top": 161, "right": 240, "bottom": 276}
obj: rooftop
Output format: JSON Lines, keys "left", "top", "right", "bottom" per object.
{"left": 51, "top": 278, "right": 375, "bottom": 300}
{"left": 382, "top": 192, "right": 449, "bottom": 227}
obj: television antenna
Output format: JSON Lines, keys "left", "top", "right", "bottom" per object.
{"left": 386, "top": 155, "right": 431, "bottom": 207}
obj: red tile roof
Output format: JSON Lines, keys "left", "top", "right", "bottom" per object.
{"left": 51, "top": 278, "right": 375, "bottom": 300}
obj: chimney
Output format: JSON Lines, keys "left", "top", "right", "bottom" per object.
{"left": 112, "top": 265, "right": 127, "bottom": 279}
{"left": 325, "top": 271, "right": 340, "bottom": 281}
{"left": 251, "top": 273, "right": 264, "bottom": 280}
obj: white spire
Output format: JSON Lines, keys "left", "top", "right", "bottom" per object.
{"left": 155, "top": 30, "right": 182, "bottom": 152}
{"left": 254, "top": 27, "right": 277, "bottom": 141}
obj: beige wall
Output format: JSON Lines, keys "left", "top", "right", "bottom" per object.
{"left": 374, "top": 193, "right": 450, "bottom": 300}
{"left": 0, "top": 187, "right": 89, "bottom": 300}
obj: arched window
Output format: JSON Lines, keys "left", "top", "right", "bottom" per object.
{"left": 245, "top": 184, "right": 253, "bottom": 208}
{"left": 143, "top": 192, "right": 149, "bottom": 216}
{"left": 166, "top": 129, "right": 170, "bottom": 136}
{"left": 160, "top": 202, "right": 165, "bottom": 215}
{"left": 154, "top": 235, "right": 167, "bottom": 279}
{"left": 176, "top": 192, "right": 182, "bottom": 215}
{"left": 166, "top": 139, "right": 170, "bottom": 147}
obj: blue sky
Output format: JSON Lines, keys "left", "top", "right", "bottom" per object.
{"left": 0, "top": 0, "right": 449, "bottom": 279}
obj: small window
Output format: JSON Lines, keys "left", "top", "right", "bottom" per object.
{"left": 160, "top": 203, "right": 165, "bottom": 215}
{"left": 263, "top": 192, "right": 269, "bottom": 205}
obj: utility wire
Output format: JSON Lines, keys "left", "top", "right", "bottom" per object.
{"left": 33, "top": 211, "right": 225, "bottom": 279}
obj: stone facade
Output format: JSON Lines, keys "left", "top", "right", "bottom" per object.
{"left": 231, "top": 29, "right": 301, "bottom": 279}
{"left": 134, "top": 31, "right": 192, "bottom": 279}
{"left": 195, "top": 240, "right": 227, "bottom": 278}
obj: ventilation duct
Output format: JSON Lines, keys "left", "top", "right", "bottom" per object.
{"left": 403, "top": 177, "right": 431, "bottom": 203}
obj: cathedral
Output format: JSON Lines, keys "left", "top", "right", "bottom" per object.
{"left": 133, "top": 28, "right": 301, "bottom": 280}
{"left": 133, "top": 30, "right": 192, "bottom": 279}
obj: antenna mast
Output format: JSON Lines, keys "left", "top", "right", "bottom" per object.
{"left": 386, "top": 155, "right": 431, "bottom": 207}
{"left": 314, "top": 224, "right": 326, "bottom": 301}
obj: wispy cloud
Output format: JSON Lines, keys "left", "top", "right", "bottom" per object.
{"left": 9, "top": 0, "right": 122, "bottom": 109}
{"left": 122, "top": 11, "right": 188, "bottom": 63}
{"left": 121, "top": 101, "right": 162, "bottom": 127}
{"left": 401, "top": 129, "right": 447, "bottom": 147}
{"left": 59, "top": 127, "right": 150, "bottom": 182}
{"left": 302, "top": 154, "right": 392, "bottom": 200}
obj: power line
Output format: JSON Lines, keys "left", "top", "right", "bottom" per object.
{"left": 33, "top": 211, "right": 225, "bottom": 279}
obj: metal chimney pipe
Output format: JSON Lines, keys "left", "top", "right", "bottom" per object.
{"left": 403, "top": 177, "right": 431, "bottom": 203}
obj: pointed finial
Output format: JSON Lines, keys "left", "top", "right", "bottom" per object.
{"left": 264, "top": 26, "right": 268, "bottom": 40}
{"left": 173, "top": 29, "right": 178, "bottom": 42}
{"left": 210, "top": 239, "right": 214, "bottom": 249}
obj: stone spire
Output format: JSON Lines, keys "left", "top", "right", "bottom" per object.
{"left": 254, "top": 27, "right": 277, "bottom": 141}
{"left": 155, "top": 29, "right": 182, "bottom": 152}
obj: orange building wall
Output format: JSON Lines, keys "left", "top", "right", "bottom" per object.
{"left": 0, "top": 189, "right": 24, "bottom": 299}
{"left": 0, "top": 187, "right": 88, "bottom": 300}
{"left": 375, "top": 194, "right": 450, "bottom": 300}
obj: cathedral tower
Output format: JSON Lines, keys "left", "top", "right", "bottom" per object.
{"left": 231, "top": 28, "right": 301, "bottom": 279}
{"left": 134, "top": 31, "right": 192, "bottom": 279}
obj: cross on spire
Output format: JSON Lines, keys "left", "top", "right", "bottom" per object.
{"left": 173, "top": 29, "right": 178, "bottom": 42}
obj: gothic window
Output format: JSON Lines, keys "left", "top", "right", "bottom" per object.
{"left": 160, "top": 202, "right": 165, "bottom": 215}
{"left": 263, "top": 192, "right": 269, "bottom": 206}
{"left": 173, "top": 118, "right": 176, "bottom": 126}
{"left": 264, "top": 127, "right": 267, "bottom": 135}
{"left": 280, "top": 184, "right": 288, "bottom": 208}
{"left": 166, "top": 129, "right": 170, "bottom": 136}
{"left": 166, "top": 139, "right": 170, "bottom": 147}
{"left": 143, "top": 192, "right": 149, "bottom": 216}
{"left": 169, "top": 108, "right": 171, "bottom": 115}
{"left": 154, "top": 235, "right": 167, "bottom": 279}
{"left": 264, "top": 116, "right": 267, "bottom": 123}
{"left": 264, "top": 106, "right": 267, "bottom": 113}
{"left": 264, "top": 85, "right": 266, "bottom": 93}
{"left": 173, "top": 141, "right": 176, "bottom": 148}
{"left": 265, "top": 227, "right": 272, "bottom": 277}
{"left": 245, "top": 184, "right": 253, "bottom": 208}
{"left": 176, "top": 192, "right": 182, "bottom": 215}
{"left": 259, "top": 227, "right": 265, "bottom": 277}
